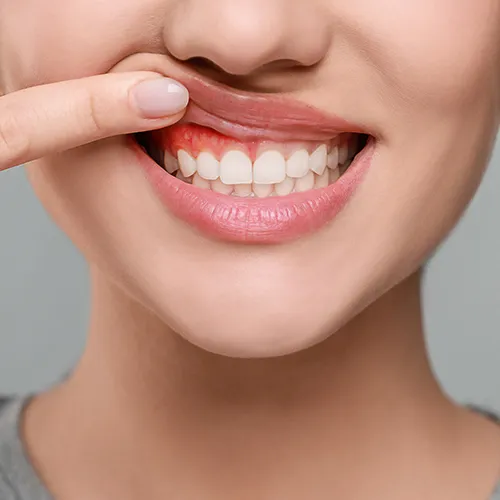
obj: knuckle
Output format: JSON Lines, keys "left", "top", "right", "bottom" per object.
{"left": 82, "top": 90, "right": 107, "bottom": 137}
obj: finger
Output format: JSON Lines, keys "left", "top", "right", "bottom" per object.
{"left": 0, "top": 72, "right": 189, "bottom": 171}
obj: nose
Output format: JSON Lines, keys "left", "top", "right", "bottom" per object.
{"left": 163, "top": 0, "right": 332, "bottom": 76}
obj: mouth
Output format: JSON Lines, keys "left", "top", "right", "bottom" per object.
{"left": 130, "top": 77, "right": 375, "bottom": 244}
{"left": 135, "top": 124, "right": 367, "bottom": 198}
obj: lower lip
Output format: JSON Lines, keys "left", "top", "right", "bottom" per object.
{"left": 130, "top": 137, "right": 375, "bottom": 244}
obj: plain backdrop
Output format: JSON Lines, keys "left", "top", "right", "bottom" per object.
{"left": 0, "top": 138, "right": 499, "bottom": 411}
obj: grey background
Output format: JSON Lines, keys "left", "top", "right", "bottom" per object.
{"left": 0, "top": 140, "right": 499, "bottom": 411}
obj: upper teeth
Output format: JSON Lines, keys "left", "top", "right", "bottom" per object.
{"left": 197, "top": 151, "right": 220, "bottom": 180}
{"left": 169, "top": 143, "right": 352, "bottom": 186}
{"left": 286, "top": 149, "right": 310, "bottom": 178}
{"left": 160, "top": 137, "right": 359, "bottom": 197}
{"left": 176, "top": 150, "right": 197, "bottom": 177}
{"left": 309, "top": 144, "right": 328, "bottom": 175}
{"left": 253, "top": 150, "right": 286, "bottom": 184}
{"left": 220, "top": 150, "right": 253, "bottom": 185}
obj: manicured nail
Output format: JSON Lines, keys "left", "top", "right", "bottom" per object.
{"left": 131, "top": 78, "right": 189, "bottom": 118}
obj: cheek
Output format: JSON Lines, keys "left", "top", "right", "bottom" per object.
{"left": 353, "top": 0, "right": 500, "bottom": 110}
{"left": 3, "top": 0, "right": 163, "bottom": 91}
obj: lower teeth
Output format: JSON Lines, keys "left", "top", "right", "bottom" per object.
{"left": 171, "top": 166, "right": 345, "bottom": 198}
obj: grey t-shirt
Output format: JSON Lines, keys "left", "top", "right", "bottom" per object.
{"left": 0, "top": 397, "right": 499, "bottom": 500}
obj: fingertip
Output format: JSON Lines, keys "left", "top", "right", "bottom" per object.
{"left": 130, "top": 77, "right": 189, "bottom": 119}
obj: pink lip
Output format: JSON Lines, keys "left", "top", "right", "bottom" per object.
{"left": 130, "top": 137, "right": 375, "bottom": 244}
{"left": 174, "top": 72, "right": 367, "bottom": 142}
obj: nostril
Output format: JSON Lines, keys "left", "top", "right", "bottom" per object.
{"left": 181, "top": 56, "right": 250, "bottom": 86}
{"left": 186, "top": 57, "right": 220, "bottom": 71}
{"left": 187, "top": 57, "right": 303, "bottom": 73}
{"left": 184, "top": 57, "right": 233, "bottom": 78}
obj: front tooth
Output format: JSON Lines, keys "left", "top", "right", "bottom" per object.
{"left": 211, "top": 178, "right": 234, "bottom": 195}
{"left": 309, "top": 144, "right": 328, "bottom": 175}
{"left": 315, "top": 169, "right": 329, "bottom": 188}
{"left": 286, "top": 149, "right": 310, "bottom": 178}
{"left": 327, "top": 147, "right": 339, "bottom": 170}
{"left": 197, "top": 151, "right": 220, "bottom": 180}
{"left": 294, "top": 170, "right": 315, "bottom": 192}
{"left": 253, "top": 183, "right": 273, "bottom": 198}
{"left": 274, "top": 176, "right": 295, "bottom": 196}
{"left": 220, "top": 150, "right": 253, "bottom": 185}
{"left": 192, "top": 173, "right": 211, "bottom": 189}
{"left": 338, "top": 144, "right": 348, "bottom": 165}
{"left": 233, "top": 184, "right": 252, "bottom": 197}
{"left": 164, "top": 151, "right": 179, "bottom": 174}
{"left": 253, "top": 150, "right": 286, "bottom": 184}
{"left": 329, "top": 168, "right": 340, "bottom": 183}
{"left": 177, "top": 150, "right": 197, "bottom": 177}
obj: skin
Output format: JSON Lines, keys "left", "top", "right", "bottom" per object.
{"left": 1, "top": 0, "right": 500, "bottom": 499}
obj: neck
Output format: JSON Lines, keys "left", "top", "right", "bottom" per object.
{"left": 26, "top": 267, "right": 499, "bottom": 499}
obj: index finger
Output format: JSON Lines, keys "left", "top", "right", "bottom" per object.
{"left": 0, "top": 72, "right": 189, "bottom": 171}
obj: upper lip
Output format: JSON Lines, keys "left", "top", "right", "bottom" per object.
{"left": 175, "top": 71, "right": 366, "bottom": 143}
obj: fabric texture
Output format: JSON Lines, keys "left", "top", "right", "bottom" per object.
{"left": 0, "top": 398, "right": 52, "bottom": 500}
{"left": 0, "top": 396, "right": 499, "bottom": 499}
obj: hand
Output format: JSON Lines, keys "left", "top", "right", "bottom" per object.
{"left": 0, "top": 72, "right": 189, "bottom": 171}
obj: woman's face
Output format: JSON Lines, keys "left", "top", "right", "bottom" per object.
{"left": 1, "top": 1, "right": 499, "bottom": 356}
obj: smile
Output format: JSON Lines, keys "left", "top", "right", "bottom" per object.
{"left": 131, "top": 75, "right": 376, "bottom": 244}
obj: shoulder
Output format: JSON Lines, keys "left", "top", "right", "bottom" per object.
{"left": 0, "top": 396, "right": 26, "bottom": 498}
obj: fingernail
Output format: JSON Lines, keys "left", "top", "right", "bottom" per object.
{"left": 131, "top": 78, "right": 189, "bottom": 118}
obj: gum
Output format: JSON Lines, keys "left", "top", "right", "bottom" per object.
{"left": 150, "top": 123, "right": 349, "bottom": 162}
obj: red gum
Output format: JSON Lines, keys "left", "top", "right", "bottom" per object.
{"left": 151, "top": 123, "right": 350, "bottom": 162}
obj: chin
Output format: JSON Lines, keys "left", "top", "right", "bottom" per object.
{"left": 174, "top": 314, "right": 327, "bottom": 358}
{"left": 155, "top": 292, "right": 339, "bottom": 358}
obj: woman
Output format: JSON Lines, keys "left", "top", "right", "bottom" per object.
{"left": 0, "top": 0, "right": 499, "bottom": 499}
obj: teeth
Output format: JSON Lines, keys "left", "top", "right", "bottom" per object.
{"left": 338, "top": 144, "right": 349, "bottom": 165}
{"left": 176, "top": 170, "right": 193, "bottom": 184}
{"left": 211, "top": 178, "right": 233, "bottom": 195}
{"left": 309, "top": 144, "right": 328, "bottom": 175}
{"left": 252, "top": 183, "right": 274, "bottom": 198}
{"left": 286, "top": 149, "right": 310, "bottom": 178}
{"left": 253, "top": 150, "right": 286, "bottom": 184}
{"left": 171, "top": 142, "right": 342, "bottom": 186}
{"left": 294, "top": 170, "right": 315, "bottom": 192}
{"left": 192, "top": 173, "right": 211, "bottom": 189}
{"left": 164, "top": 151, "right": 179, "bottom": 174}
{"left": 220, "top": 150, "right": 253, "bottom": 185}
{"left": 315, "top": 169, "right": 329, "bottom": 188}
{"left": 197, "top": 151, "right": 220, "bottom": 180}
{"left": 158, "top": 133, "right": 361, "bottom": 198}
{"left": 274, "top": 176, "right": 295, "bottom": 196}
{"left": 233, "top": 184, "right": 253, "bottom": 197}
{"left": 327, "top": 147, "right": 339, "bottom": 170}
{"left": 178, "top": 150, "right": 197, "bottom": 177}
